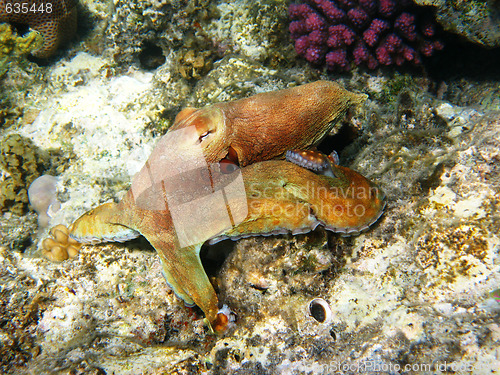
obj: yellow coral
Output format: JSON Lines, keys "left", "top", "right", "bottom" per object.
{"left": 0, "top": 134, "right": 42, "bottom": 214}
{"left": 0, "top": 23, "right": 42, "bottom": 76}
{"left": 42, "top": 224, "right": 81, "bottom": 262}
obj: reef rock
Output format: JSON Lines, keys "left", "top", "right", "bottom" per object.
{"left": 413, "top": 0, "right": 500, "bottom": 47}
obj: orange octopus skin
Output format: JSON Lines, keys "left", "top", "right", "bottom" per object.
{"left": 55, "top": 82, "right": 378, "bottom": 330}
{"left": 68, "top": 158, "right": 385, "bottom": 328}
{"left": 170, "top": 81, "right": 367, "bottom": 166}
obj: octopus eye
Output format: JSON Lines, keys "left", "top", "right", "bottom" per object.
{"left": 220, "top": 159, "right": 238, "bottom": 174}
{"left": 199, "top": 131, "right": 211, "bottom": 142}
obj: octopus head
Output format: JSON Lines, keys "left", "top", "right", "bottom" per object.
{"left": 172, "top": 106, "right": 229, "bottom": 163}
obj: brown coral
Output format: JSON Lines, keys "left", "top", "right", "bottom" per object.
{"left": 0, "top": 0, "right": 77, "bottom": 58}
{"left": 0, "top": 134, "right": 41, "bottom": 214}
{"left": 41, "top": 224, "right": 81, "bottom": 261}
{"left": 415, "top": 224, "right": 490, "bottom": 282}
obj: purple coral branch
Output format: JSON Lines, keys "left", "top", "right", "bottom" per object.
{"left": 289, "top": 0, "right": 443, "bottom": 71}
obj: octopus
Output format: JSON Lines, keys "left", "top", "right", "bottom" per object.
{"left": 0, "top": 0, "right": 77, "bottom": 58}
{"left": 43, "top": 81, "right": 385, "bottom": 331}
{"left": 169, "top": 80, "right": 367, "bottom": 166}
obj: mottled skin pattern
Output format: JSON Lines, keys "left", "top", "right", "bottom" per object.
{"left": 57, "top": 81, "right": 383, "bottom": 329}
{"left": 69, "top": 158, "right": 385, "bottom": 326}
{"left": 213, "top": 159, "right": 385, "bottom": 240}
{"left": 170, "top": 81, "right": 367, "bottom": 166}
{"left": 0, "top": 0, "right": 77, "bottom": 57}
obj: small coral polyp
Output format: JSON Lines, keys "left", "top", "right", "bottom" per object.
{"left": 289, "top": 0, "right": 444, "bottom": 71}
{"left": 42, "top": 224, "right": 81, "bottom": 262}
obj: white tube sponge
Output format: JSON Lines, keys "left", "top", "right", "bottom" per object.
{"left": 28, "top": 175, "right": 61, "bottom": 227}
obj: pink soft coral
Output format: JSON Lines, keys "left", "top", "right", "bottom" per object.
{"left": 289, "top": 0, "right": 443, "bottom": 71}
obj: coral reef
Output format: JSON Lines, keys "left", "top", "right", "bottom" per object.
{"left": 0, "top": 213, "right": 38, "bottom": 253}
{"left": 205, "top": 0, "right": 290, "bottom": 63}
{"left": 2, "top": 74, "right": 499, "bottom": 375}
{"left": 0, "top": 242, "right": 207, "bottom": 374}
{"left": 414, "top": 0, "right": 500, "bottom": 47}
{"left": 0, "top": 134, "right": 42, "bottom": 215}
{"left": 0, "top": 0, "right": 77, "bottom": 58}
{"left": 0, "top": 0, "right": 499, "bottom": 372}
{"left": 176, "top": 47, "right": 213, "bottom": 81}
{"left": 0, "top": 246, "right": 44, "bottom": 373}
{"left": 188, "top": 55, "right": 291, "bottom": 107}
{"left": 0, "top": 23, "right": 42, "bottom": 77}
{"left": 62, "top": 82, "right": 377, "bottom": 328}
{"left": 288, "top": 0, "right": 444, "bottom": 71}
{"left": 445, "top": 80, "right": 500, "bottom": 112}
{"left": 78, "top": 0, "right": 291, "bottom": 75}
{"left": 0, "top": 134, "right": 67, "bottom": 216}
{"left": 87, "top": 0, "right": 217, "bottom": 70}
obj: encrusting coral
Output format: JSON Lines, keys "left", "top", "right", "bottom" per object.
{"left": 288, "top": 0, "right": 443, "bottom": 71}
{"left": 0, "top": 134, "right": 42, "bottom": 215}
{"left": 41, "top": 224, "right": 81, "bottom": 261}
{"left": 413, "top": 0, "right": 500, "bottom": 48}
{"left": 0, "top": 0, "right": 77, "bottom": 58}
{"left": 0, "top": 23, "right": 42, "bottom": 76}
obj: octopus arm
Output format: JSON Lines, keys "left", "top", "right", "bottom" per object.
{"left": 69, "top": 202, "right": 140, "bottom": 244}
{"left": 145, "top": 233, "right": 219, "bottom": 326}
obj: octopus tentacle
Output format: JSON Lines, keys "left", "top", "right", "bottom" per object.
{"left": 69, "top": 202, "right": 140, "bottom": 244}
{"left": 286, "top": 149, "right": 341, "bottom": 179}
{"left": 328, "top": 150, "right": 340, "bottom": 165}
{"left": 285, "top": 150, "right": 330, "bottom": 173}
{"left": 210, "top": 160, "right": 386, "bottom": 243}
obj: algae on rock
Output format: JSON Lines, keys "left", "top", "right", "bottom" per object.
{"left": 0, "top": 134, "right": 42, "bottom": 215}
{"left": 0, "top": 134, "right": 69, "bottom": 215}
{"left": 413, "top": 0, "right": 500, "bottom": 47}
{"left": 0, "top": 24, "right": 42, "bottom": 77}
